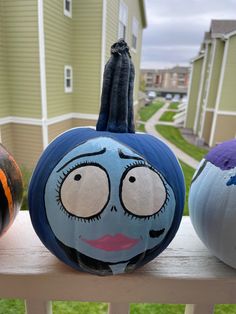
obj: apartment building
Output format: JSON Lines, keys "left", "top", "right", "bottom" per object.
{"left": 141, "top": 66, "right": 189, "bottom": 95}
{"left": 185, "top": 20, "right": 236, "bottom": 147}
{"left": 0, "top": 0, "right": 147, "bottom": 167}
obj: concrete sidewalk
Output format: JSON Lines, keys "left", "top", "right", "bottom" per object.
{"left": 145, "top": 102, "right": 199, "bottom": 170}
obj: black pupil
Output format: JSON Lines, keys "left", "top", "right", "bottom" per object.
{"left": 74, "top": 174, "right": 81, "bottom": 181}
{"left": 129, "top": 176, "right": 136, "bottom": 183}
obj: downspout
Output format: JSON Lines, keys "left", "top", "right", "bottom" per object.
{"left": 38, "top": 0, "right": 48, "bottom": 148}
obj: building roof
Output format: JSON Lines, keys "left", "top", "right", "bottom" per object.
{"left": 170, "top": 66, "right": 189, "bottom": 73}
{"left": 158, "top": 66, "right": 189, "bottom": 74}
{"left": 141, "top": 66, "right": 190, "bottom": 74}
{"left": 210, "top": 20, "right": 236, "bottom": 37}
{"left": 191, "top": 54, "right": 204, "bottom": 63}
{"left": 192, "top": 20, "right": 236, "bottom": 63}
{"left": 141, "top": 69, "right": 158, "bottom": 74}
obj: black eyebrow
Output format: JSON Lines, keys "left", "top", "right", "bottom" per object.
{"left": 56, "top": 147, "right": 106, "bottom": 172}
{"left": 118, "top": 149, "right": 144, "bottom": 161}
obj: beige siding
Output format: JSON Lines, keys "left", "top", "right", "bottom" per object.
{"left": 201, "top": 111, "right": 213, "bottom": 145}
{"left": 212, "top": 114, "right": 236, "bottom": 145}
{"left": 1, "top": 0, "right": 41, "bottom": 118}
{"left": 1, "top": 124, "right": 43, "bottom": 168}
{"left": 0, "top": 124, "right": 14, "bottom": 154}
{"left": 48, "top": 119, "right": 73, "bottom": 143}
{"left": 72, "top": 1, "right": 103, "bottom": 115}
{"left": 185, "top": 57, "right": 203, "bottom": 129}
{"left": 0, "top": 2, "right": 10, "bottom": 118}
{"left": 44, "top": 0, "right": 73, "bottom": 118}
{"left": 48, "top": 118, "right": 97, "bottom": 143}
{"left": 219, "top": 35, "right": 236, "bottom": 111}
{"left": 72, "top": 118, "right": 97, "bottom": 128}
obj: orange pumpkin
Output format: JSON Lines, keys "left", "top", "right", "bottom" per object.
{"left": 0, "top": 144, "right": 23, "bottom": 236}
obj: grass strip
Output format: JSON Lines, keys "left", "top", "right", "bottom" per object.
{"left": 1, "top": 300, "right": 236, "bottom": 314}
{"left": 139, "top": 101, "right": 164, "bottom": 122}
{"left": 155, "top": 125, "right": 208, "bottom": 161}
{"left": 179, "top": 160, "right": 195, "bottom": 216}
{"left": 168, "top": 102, "right": 179, "bottom": 109}
{"left": 159, "top": 111, "right": 176, "bottom": 122}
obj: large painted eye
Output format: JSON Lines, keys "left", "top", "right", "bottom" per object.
{"left": 120, "top": 165, "right": 167, "bottom": 217}
{"left": 59, "top": 165, "right": 110, "bottom": 218}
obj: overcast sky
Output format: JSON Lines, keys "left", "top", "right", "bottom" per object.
{"left": 141, "top": 0, "right": 236, "bottom": 69}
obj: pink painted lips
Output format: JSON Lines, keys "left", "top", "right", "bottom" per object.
{"left": 81, "top": 233, "right": 140, "bottom": 251}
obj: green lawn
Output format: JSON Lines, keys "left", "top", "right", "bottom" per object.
{"left": 139, "top": 101, "right": 164, "bottom": 122}
{"left": 20, "top": 166, "right": 32, "bottom": 211}
{"left": 179, "top": 161, "right": 195, "bottom": 216}
{"left": 155, "top": 125, "right": 208, "bottom": 161}
{"left": 159, "top": 111, "right": 176, "bottom": 122}
{"left": 1, "top": 299, "right": 236, "bottom": 314}
{"left": 168, "top": 102, "right": 179, "bottom": 109}
{"left": 136, "top": 123, "right": 146, "bottom": 133}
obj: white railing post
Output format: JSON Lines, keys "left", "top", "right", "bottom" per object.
{"left": 185, "top": 304, "right": 215, "bottom": 314}
{"left": 25, "top": 299, "right": 52, "bottom": 314}
{"left": 108, "top": 302, "right": 130, "bottom": 314}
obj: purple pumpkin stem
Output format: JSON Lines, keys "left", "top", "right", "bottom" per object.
{"left": 205, "top": 139, "right": 236, "bottom": 170}
{"left": 96, "top": 39, "right": 135, "bottom": 133}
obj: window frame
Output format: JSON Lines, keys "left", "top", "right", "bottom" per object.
{"left": 131, "top": 17, "right": 139, "bottom": 52}
{"left": 64, "top": 0, "right": 72, "bottom": 18}
{"left": 118, "top": 0, "right": 128, "bottom": 40}
{"left": 64, "top": 65, "right": 73, "bottom": 93}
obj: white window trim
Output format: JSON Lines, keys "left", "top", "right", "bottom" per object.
{"left": 131, "top": 16, "right": 139, "bottom": 53}
{"left": 118, "top": 0, "right": 128, "bottom": 40}
{"left": 64, "top": 65, "right": 73, "bottom": 93}
{"left": 64, "top": 0, "right": 72, "bottom": 18}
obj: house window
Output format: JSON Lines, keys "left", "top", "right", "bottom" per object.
{"left": 118, "top": 1, "right": 128, "bottom": 40}
{"left": 64, "top": 0, "right": 72, "bottom": 18}
{"left": 64, "top": 65, "right": 73, "bottom": 93}
{"left": 132, "top": 17, "right": 138, "bottom": 50}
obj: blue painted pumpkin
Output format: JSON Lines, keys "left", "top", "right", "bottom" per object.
{"left": 29, "top": 40, "right": 185, "bottom": 275}
{"left": 189, "top": 139, "right": 236, "bottom": 268}
{"left": 0, "top": 144, "right": 23, "bottom": 236}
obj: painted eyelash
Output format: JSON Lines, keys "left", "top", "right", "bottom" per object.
{"left": 59, "top": 160, "right": 97, "bottom": 177}
{"left": 55, "top": 160, "right": 100, "bottom": 195}
{"left": 125, "top": 160, "right": 147, "bottom": 170}
{"left": 123, "top": 186, "right": 171, "bottom": 221}
{"left": 55, "top": 161, "right": 103, "bottom": 223}
{"left": 55, "top": 198, "right": 102, "bottom": 223}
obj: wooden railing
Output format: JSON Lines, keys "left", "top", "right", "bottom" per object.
{"left": 0, "top": 212, "right": 235, "bottom": 314}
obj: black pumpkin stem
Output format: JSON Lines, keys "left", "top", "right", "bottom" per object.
{"left": 96, "top": 40, "right": 135, "bottom": 133}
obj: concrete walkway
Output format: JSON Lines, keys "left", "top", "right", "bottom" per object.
{"left": 145, "top": 102, "right": 199, "bottom": 169}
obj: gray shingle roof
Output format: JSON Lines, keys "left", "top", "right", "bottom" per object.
{"left": 210, "top": 20, "right": 236, "bottom": 36}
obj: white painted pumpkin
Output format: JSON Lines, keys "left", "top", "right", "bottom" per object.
{"left": 189, "top": 139, "right": 236, "bottom": 268}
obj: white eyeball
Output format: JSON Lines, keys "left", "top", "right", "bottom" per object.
{"left": 60, "top": 165, "right": 110, "bottom": 218}
{"left": 120, "top": 165, "right": 167, "bottom": 217}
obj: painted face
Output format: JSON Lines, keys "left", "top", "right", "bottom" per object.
{"left": 45, "top": 137, "right": 176, "bottom": 274}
